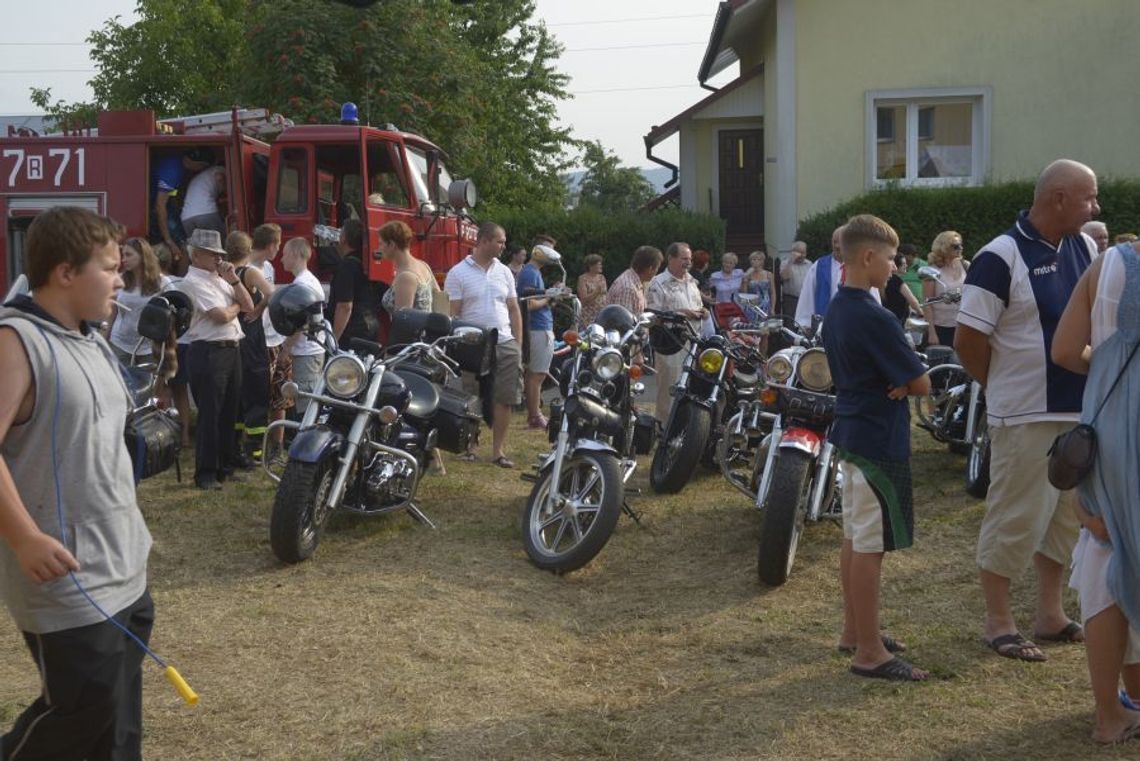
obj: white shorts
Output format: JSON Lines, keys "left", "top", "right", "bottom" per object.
{"left": 1069, "top": 529, "right": 1140, "bottom": 664}
{"left": 527, "top": 329, "right": 554, "bottom": 374}
{"left": 839, "top": 458, "right": 913, "bottom": 553}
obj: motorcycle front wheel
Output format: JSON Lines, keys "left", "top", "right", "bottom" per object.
{"left": 965, "top": 412, "right": 991, "bottom": 498}
{"left": 270, "top": 458, "right": 336, "bottom": 564}
{"left": 650, "top": 401, "right": 711, "bottom": 494}
{"left": 522, "top": 451, "right": 623, "bottom": 573}
{"left": 757, "top": 449, "right": 813, "bottom": 587}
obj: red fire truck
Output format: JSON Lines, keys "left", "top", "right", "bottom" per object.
{"left": 0, "top": 106, "right": 479, "bottom": 292}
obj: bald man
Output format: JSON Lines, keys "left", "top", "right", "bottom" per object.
{"left": 955, "top": 159, "right": 1100, "bottom": 663}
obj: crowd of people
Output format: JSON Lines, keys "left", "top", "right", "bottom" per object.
{"left": 1, "top": 152, "right": 1139, "bottom": 758}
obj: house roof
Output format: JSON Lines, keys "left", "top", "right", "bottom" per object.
{"left": 644, "top": 64, "right": 764, "bottom": 146}
{"left": 698, "top": 0, "right": 770, "bottom": 84}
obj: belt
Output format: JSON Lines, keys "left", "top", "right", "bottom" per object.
{"left": 195, "top": 339, "right": 239, "bottom": 348}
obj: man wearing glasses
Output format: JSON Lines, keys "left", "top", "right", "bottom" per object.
{"left": 176, "top": 228, "right": 254, "bottom": 490}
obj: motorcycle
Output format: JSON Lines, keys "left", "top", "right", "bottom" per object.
{"left": 119, "top": 291, "right": 193, "bottom": 483}
{"left": 724, "top": 318, "right": 841, "bottom": 586}
{"left": 264, "top": 286, "right": 487, "bottom": 563}
{"left": 650, "top": 296, "right": 769, "bottom": 494}
{"left": 520, "top": 303, "right": 658, "bottom": 573}
{"left": 909, "top": 266, "right": 990, "bottom": 497}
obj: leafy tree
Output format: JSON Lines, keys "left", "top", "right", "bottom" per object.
{"left": 574, "top": 140, "right": 655, "bottom": 213}
{"left": 30, "top": 0, "right": 573, "bottom": 208}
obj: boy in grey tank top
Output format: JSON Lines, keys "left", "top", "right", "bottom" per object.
{"left": 0, "top": 207, "right": 154, "bottom": 760}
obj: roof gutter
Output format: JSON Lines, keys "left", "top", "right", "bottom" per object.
{"left": 643, "top": 134, "right": 678, "bottom": 189}
{"left": 697, "top": 1, "right": 735, "bottom": 86}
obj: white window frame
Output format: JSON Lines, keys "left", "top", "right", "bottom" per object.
{"left": 865, "top": 86, "right": 991, "bottom": 188}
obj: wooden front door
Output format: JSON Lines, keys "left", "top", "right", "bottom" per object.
{"left": 718, "top": 129, "right": 764, "bottom": 245}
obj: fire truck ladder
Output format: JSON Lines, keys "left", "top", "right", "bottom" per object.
{"left": 158, "top": 108, "right": 294, "bottom": 138}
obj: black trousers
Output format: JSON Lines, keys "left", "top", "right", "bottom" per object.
{"left": 237, "top": 329, "right": 270, "bottom": 454}
{"left": 782, "top": 294, "right": 799, "bottom": 320}
{"left": 1, "top": 591, "right": 154, "bottom": 761}
{"left": 187, "top": 341, "right": 241, "bottom": 483}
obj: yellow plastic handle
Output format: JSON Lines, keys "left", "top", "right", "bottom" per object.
{"left": 164, "top": 666, "right": 199, "bottom": 706}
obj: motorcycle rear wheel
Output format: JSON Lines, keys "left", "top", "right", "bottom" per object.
{"left": 965, "top": 413, "right": 991, "bottom": 498}
{"left": 522, "top": 451, "right": 623, "bottom": 573}
{"left": 757, "top": 449, "right": 813, "bottom": 587}
{"left": 650, "top": 401, "right": 711, "bottom": 494}
{"left": 270, "top": 458, "right": 335, "bottom": 564}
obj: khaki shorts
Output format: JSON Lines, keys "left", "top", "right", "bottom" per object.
{"left": 976, "top": 420, "right": 1080, "bottom": 578}
{"left": 491, "top": 338, "right": 523, "bottom": 406}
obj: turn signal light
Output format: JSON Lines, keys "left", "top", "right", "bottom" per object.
{"left": 760, "top": 387, "right": 779, "bottom": 406}
{"left": 629, "top": 364, "right": 643, "bottom": 380}
{"left": 563, "top": 329, "right": 580, "bottom": 347}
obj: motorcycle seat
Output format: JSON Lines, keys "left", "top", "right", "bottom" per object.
{"left": 926, "top": 345, "right": 960, "bottom": 366}
{"left": 394, "top": 370, "right": 440, "bottom": 419}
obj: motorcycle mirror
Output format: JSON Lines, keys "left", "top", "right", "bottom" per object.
{"left": 917, "top": 265, "right": 942, "bottom": 281}
{"left": 452, "top": 325, "right": 484, "bottom": 345}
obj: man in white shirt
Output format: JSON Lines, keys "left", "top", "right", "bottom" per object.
{"left": 780, "top": 241, "right": 812, "bottom": 319}
{"left": 646, "top": 242, "right": 705, "bottom": 422}
{"left": 444, "top": 222, "right": 523, "bottom": 468}
{"left": 1081, "top": 220, "right": 1109, "bottom": 256}
{"left": 955, "top": 159, "right": 1098, "bottom": 662}
{"left": 250, "top": 223, "right": 284, "bottom": 458}
{"left": 279, "top": 237, "right": 326, "bottom": 416}
{"left": 177, "top": 228, "right": 254, "bottom": 490}
{"left": 180, "top": 164, "right": 226, "bottom": 239}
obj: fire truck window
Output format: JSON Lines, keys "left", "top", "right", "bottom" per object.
{"left": 275, "top": 148, "right": 308, "bottom": 214}
{"left": 366, "top": 140, "right": 409, "bottom": 208}
{"left": 405, "top": 146, "right": 436, "bottom": 207}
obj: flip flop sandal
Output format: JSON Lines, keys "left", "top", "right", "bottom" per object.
{"left": 837, "top": 634, "right": 907, "bottom": 656}
{"left": 849, "top": 656, "right": 927, "bottom": 682}
{"left": 1095, "top": 717, "right": 1140, "bottom": 745}
{"left": 1034, "top": 621, "right": 1084, "bottom": 643}
{"left": 491, "top": 456, "right": 515, "bottom": 469}
{"left": 986, "top": 632, "right": 1047, "bottom": 662}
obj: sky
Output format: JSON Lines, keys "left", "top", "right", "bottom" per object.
{"left": 0, "top": 0, "right": 735, "bottom": 169}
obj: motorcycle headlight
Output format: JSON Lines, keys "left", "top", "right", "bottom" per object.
{"left": 591, "top": 348, "right": 624, "bottom": 381}
{"left": 797, "top": 348, "right": 832, "bottom": 392}
{"left": 766, "top": 353, "right": 794, "bottom": 384}
{"left": 323, "top": 355, "right": 367, "bottom": 398}
{"left": 698, "top": 348, "right": 726, "bottom": 375}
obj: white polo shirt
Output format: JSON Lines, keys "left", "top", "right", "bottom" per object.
{"left": 178, "top": 265, "right": 243, "bottom": 342}
{"left": 956, "top": 212, "right": 1094, "bottom": 427}
{"left": 288, "top": 269, "right": 326, "bottom": 357}
{"left": 444, "top": 255, "right": 517, "bottom": 343}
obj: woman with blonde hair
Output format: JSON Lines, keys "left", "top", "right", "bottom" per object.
{"left": 576, "top": 253, "right": 607, "bottom": 328}
{"left": 923, "top": 230, "right": 969, "bottom": 346}
{"left": 378, "top": 220, "right": 437, "bottom": 313}
{"left": 741, "top": 250, "right": 774, "bottom": 314}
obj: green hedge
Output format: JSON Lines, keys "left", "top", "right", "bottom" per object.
{"left": 796, "top": 179, "right": 1140, "bottom": 259}
{"left": 478, "top": 205, "right": 726, "bottom": 285}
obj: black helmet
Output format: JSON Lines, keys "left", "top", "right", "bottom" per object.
{"left": 136, "top": 291, "right": 194, "bottom": 341}
{"left": 593, "top": 304, "right": 637, "bottom": 334}
{"left": 268, "top": 283, "right": 324, "bottom": 336}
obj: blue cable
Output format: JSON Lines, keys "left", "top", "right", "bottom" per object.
{"left": 37, "top": 325, "right": 167, "bottom": 670}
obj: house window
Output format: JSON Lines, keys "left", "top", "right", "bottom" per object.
{"left": 866, "top": 87, "right": 990, "bottom": 187}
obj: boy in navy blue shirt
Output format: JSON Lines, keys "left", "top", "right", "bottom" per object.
{"left": 822, "top": 214, "right": 931, "bottom": 681}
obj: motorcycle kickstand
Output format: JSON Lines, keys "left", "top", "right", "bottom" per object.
{"left": 405, "top": 502, "right": 438, "bottom": 529}
{"left": 622, "top": 500, "right": 642, "bottom": 524}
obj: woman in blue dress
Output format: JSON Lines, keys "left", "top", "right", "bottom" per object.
{"left": 1053, "top": 240, "right": 1140, "bottom": 744}
{"left": 741, "top": 250, "right": 773, "bottom": 315}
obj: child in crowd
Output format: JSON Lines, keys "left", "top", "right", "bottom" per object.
{"left": 821, "top": 214, "right": 931, "bottom": 681}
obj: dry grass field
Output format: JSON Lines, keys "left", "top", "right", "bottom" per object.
{"left": 1, "top": 416, "right": 1133, "bottom": 760}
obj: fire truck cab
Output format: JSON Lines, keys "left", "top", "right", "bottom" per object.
{"left": 0, "top": 107, "right": 478, "bottom": 292}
